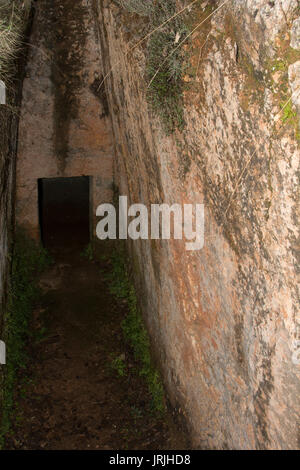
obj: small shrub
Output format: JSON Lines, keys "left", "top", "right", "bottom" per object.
{"left": 110, "top": 354, "right": 127, "bottom": 377}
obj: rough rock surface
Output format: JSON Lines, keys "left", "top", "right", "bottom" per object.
{"left": 291, "top": 17, "right": 300, "bottom": 50}
{"left": 95, "top": 0, "right": 300, "bottom": 449}
{"left": 289, "top": 61, "right": 300, "bottom": 118}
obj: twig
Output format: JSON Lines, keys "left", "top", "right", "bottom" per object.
{"left": 195, "top": 35, "right": 210, "bottom": 79}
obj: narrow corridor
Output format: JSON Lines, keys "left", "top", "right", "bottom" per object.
{"left": 5, "top": 248, "right": 186, "bottom": 450}
{"left": 1, "top": 0, "right": 298, "bottom": 450}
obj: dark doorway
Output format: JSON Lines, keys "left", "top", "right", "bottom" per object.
{"left": 38, "top": 176, "right": 90, "bottom": 251}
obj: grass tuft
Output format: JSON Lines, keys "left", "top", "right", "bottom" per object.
{"left": 0, "top": 1, "right": 31, "bottom": 85}
{"left": 115, "top": 0, "right": 154, "bottom": 16}
{"left": 110, "top": 354, "right": 127, "bottom": 377}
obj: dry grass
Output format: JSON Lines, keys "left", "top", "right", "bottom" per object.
{"left": 111, "top": 0, "right": 227, "bottom": 133}
{"left": 115, "top": 0, "right": 154, "bottom": 16}
{"left": 0, "top": 0, "right": 31, "bottom": 84}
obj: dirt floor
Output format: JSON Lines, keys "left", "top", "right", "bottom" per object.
{"left": 5, "top": 246, "right": 187, "bottom": 450}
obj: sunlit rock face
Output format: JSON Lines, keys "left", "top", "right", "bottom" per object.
{"left": 95, "top": 0, "right": 300, "bottom": 449}
{"left": 291, "top": 17, "right": 300, "bottom": 49}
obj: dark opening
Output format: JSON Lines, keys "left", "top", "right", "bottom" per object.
{"left": 38, "top": 176, "right": 90, "bottom": 252}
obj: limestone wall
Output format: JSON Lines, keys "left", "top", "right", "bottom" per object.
{"left": 96, "top": 0, "right": 300, "bottom": 449}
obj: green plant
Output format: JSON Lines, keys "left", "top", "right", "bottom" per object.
{"left": 281, "top": 100, "right": 298, "bottom": 123}
{"left": 110, "top": 354, "right": 127, "bottom": 377}
{"left": 264, "top": 37, "right": 300, "bottom": 143}
{"left": 122, "top": 291, "right": 165, "bottom": 413}
{"left": 130, "top": 405, "right": 143, "bottom": 420}
{"left": 105, "top": 247, "right": 165, "bottom": 413}
{"left": 81, "top": 242, "right": 94, "bottom": 261}
{"left": 0, "top": 230, "right": 50, "bottom": 448}
{"left": 271, "top": 59, "right": 287, "bottom": 73}
{"left": 279, "top": 99, "right": 300, "bottom": 142}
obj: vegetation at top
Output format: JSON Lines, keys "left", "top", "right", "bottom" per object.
{"left": 116, "top": 0, "right": 189, "bottom": 134}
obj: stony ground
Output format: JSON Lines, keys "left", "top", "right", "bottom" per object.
{"left": 5, "top": 249, "right": 187, "bottom": 450}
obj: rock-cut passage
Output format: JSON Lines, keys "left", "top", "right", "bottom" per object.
{"left": 5, "top": 0, "right": 187, "bottom": 450}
